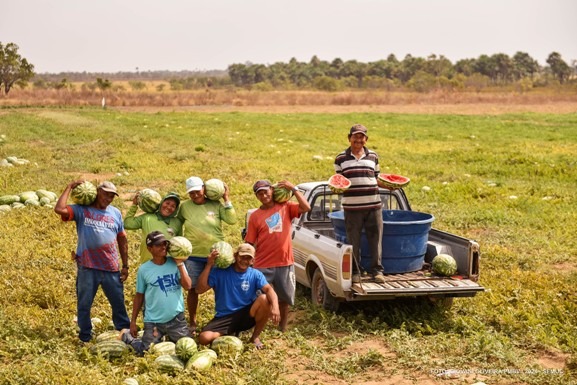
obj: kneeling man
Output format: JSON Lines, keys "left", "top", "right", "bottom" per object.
{"left": 196, "top": 243, "right": 280, "bottom": 349}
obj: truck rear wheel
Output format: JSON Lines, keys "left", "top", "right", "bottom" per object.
{"left": 311, "top": 269, "right": 340, "bottom": 311}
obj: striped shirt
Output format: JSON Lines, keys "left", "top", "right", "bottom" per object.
{"left": 334, "top": 147, "right": 382, "bottom": 211}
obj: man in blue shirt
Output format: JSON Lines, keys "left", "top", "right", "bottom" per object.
{"left": 196, "top": 243, "right": 280, "bottom": 350}
{"left": 119, "top": 231, "right": 192, "bottom": 355}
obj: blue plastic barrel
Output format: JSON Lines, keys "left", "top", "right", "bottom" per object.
{"left": 328, "top": 210, "right": 434, "bottom": 274}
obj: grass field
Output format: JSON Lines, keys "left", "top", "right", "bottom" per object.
{"left": 0, "top": 108, "right": 576, "bottom": 385}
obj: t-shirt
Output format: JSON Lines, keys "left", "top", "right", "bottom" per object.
{"left": 136, "top": 258, "right": 184, "bottom": 324}
{"left": 124, "top": 205, "right": 183, "bottom": 264}
{"left": 208, "top": 266, "right": 268, "bottom": 318}
{"left": 244, "top": 202, "right": 300, "bottom": 268}
{"left": 177, "top": 199, "right": 237, "bottom": 258}
{"left": 63, "top": 204, "right": 125, "bottom": 272}
{"left": 334, "top": 146, "right": 382, "bottom": 211}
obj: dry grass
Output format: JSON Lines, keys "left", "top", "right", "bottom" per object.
{"left": 2, "top": 88, "right": 577, "bottom": 115}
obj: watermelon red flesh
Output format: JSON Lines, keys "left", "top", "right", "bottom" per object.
{"left": 328, "top": 174, "right": 351, "bottom": 193}
{"left": 378, "top": 174, "right": 410, "bottom": 189}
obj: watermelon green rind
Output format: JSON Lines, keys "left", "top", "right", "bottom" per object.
{"left": 155, "top": 354, "right": 185, "bottom": 373}
{"left": 212, "top": 241, "right": 234, "bottom": 269}
{"left": 150, "top": 341, "right": 176, "bottom": 355}
{"left": 378, "top": 174, "right": 410, "bottom": 189}
{"left": 71, "top": 181, "right": 97, "bottom": 205}
{"left": 96, "top": 330, "right": 121, "bottom": 343}
{"left": 138, "top": 188, "right": 162, "bottom": 213}
{"left": 211, "top": 335, "right": 243, "bottom": 359}
{"left": 90, "top": 340, "right": 129, "bottom": 359}
{"left": 175, "top": 337, "right": 197, "bottom": 361}
{"left": 432, "top": 254, "right": 458, "bottom": 276}
{"left": 122, "top": 378, "right": 139, "bottom": 385}
{"left": 204, "top": 179, "right": 225, "bottom": 201}
{"left": 328, "top": 174, "right": 351, "bottom": 194}
{"left": 0, "top": 204, "right": 11, "bottom": 213}
{"left": 0, "top": 195, "right": 20, "bottom": 205}
{"left": 168, "top": 236, "right": 193, "bottom": 259}
{"left": 185, "top": 350, "right": 215, "bottom": 372}
{"left": 272, "top": 184, "right": 292, "bottom": 203}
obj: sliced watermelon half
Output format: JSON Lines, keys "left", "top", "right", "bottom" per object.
{"left": 378, "top": 173, "right": 410, "bottom": 189}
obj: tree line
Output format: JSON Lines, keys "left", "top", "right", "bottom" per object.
{"left": 1, "top": 41, "right": 575, "bottom": 95}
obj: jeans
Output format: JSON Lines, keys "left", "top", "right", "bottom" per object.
{"left": 344, "top": 209, "right": 384, "bottom": 274}
{"left": 76, "top": 265, "right": 130, "bottom": 342}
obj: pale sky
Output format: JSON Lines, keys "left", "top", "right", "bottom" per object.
{"left": 2, "top": 0, "right": 576, "bottom": 73}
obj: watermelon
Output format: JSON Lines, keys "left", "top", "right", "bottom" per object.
{"left": 11, "top": 202, "right": 25, "bottom": 209}
{"left": 204, "top": 178, "right": 225, "bottom": 201}
{"left": 24, "top": 198, "right": 40, "bottom": 206}
{"left": 212, "top": 241, "right": 234, "bottom": 269}
{"left": 328, "top": 174, "right": 351, "bottom": 194}
{"left": 175, "top": 337, "right": 197, "bottom": 361}
{"left": 432, "top": 254, "right": 458, "bottom": 276}
{"left": 155, "top": 354, "right": 184, "bottom": 373}
{"left": 168, "top": 236, "right": 193, "bottom": 260}
{"left": 36, "top": 189, "right": 58, "bottom": 201}
{"left": 211, "top": 335, "right": 243, "bottom": 359}
{"left": 0, "top": 205, "right": 11, "bottom": 213}
{"left": 378, "top": 174, "right": 410, "bottom": 190}
{"left": 185, "top": 350, "right": 215, "bottom": 372}
{"left": 0, "top": 195, "right": 20, "bottom": 205}
{"left": 122, "top": 378, "right": 139, "bottom": 385}
{"left": 272, "top": 184, "right": 293, "bottom": 203}
{"left": 71, "top": 181, "right": 97, "bottom": 205}
{"left": 90, "top": 340, "right": 129, "bottom": 359}
{"left": 137, "top": 188, "right": 162, "bottom": 213}
{"left": 19, "top": 191, "right": 38, "bottom": 202}
{"left": 39, "top": 197, "right": 52, "bottom": 206}
{"left": 150, "top": 341, "right": 176, "bottom": 355}
{"left": 96, "top": 330, "right": 120, "bottom": 343}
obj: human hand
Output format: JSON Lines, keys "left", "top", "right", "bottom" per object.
{"left": 207, "top": 249, "right": 219, "bottom": 266}
{"left": 270, "top": 306, "right": 281, "bottom": 326}
{"left": 132, "top": 192, "right": 140, "bottom": 205}
{"left": 120, "top": 267, "right": 129, "bottom": 282}
{"left": 129, "top": 322, "right": 138, "bottom": 338}
{"left": 222, "top": 182, "right": 230, "bottom": 201}
{"left": 276, "top": 180, "right": 294, "bottom": 191}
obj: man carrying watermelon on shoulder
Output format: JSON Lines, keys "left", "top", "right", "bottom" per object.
{"left": 244, "top": 179, "right": 311, "bottom": 332}
{"left": 124, "top": 191, "right": 183, "bottom": 264}
{"left": 118, "top": 231, "right": 192, "bottom": 355}
{"left": 54, "top": 180, "right": 131, "bottom": 344}
{"left": 334, "top": 124, "right": 387, "bottom": 284}
{"left": 196, "top": 243, "right": 280, "bottom": 350}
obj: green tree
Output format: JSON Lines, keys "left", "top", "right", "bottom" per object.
{"left": 0, "top": 42, "right": 35, "bottom": 95}
{"left": 512, "top": 51, "right": 539, "bottom": 80}
{"left": 546, "top": 52, "right": 572, "bottom": 84}
{"left": 95, "top": 78, "right": 112, "bottom": 91}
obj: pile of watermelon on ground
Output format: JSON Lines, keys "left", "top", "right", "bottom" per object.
{"left": 91, "top": 330, "right": 244, "bottom": 375}
{"left": 0, "top": 189, "right": 58, "bottom": 213}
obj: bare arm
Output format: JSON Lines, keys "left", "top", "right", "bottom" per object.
{"left": 117, "top": 233, "right": 129, "bottom": 282}
{"left": 177, "top": 262, "right": 192, "bottom": 291}
{"left": 195, "top": 249, "right": 218, "bottom": 294}
{"left": 54, "top": 180, "right": 82, "bottom": 216}
{"left": 277, "top": 180, "right": 311, "bottom": 213}
{"left": 130, "top": 292, "right": 144, "bottom": 337}
{"left": 261, "top": 283, "right": 280, "bottom": 325}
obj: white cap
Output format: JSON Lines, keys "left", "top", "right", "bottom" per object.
{"left": 186, "top": 176, "right": 204, "bottom": 193}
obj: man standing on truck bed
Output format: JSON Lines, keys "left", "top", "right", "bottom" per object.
{"left": 334, "top": 124, "right": 386, "bottom": 284}
{"left": 244, "top": 179, "right": 311, "bottom": 332}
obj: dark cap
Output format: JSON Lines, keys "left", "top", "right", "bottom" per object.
{"left": 162, "top": 192, "right": 181, "bottom": 206}
{"left": 146, "top": 231, "right": 168, "bottom": 246}
{"left": 349, "top": 124, "right": 368, "bottom": 137}
{"left": 252, "top": 180, "right": 272, "bottom": 193}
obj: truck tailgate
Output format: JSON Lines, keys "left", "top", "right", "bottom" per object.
{"left": 351, "top": 271, "right": 484, "bottom": 298}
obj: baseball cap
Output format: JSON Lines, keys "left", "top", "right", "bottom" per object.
{"left": 97, "top": 181, "right": 119, "bottom": 196}
{"left": 185, "top": 176, "right": 204, "bottom": 193}
{"left": 146, "top": 231, "right": 168, "bottom": 246}
{"left": 252, "top": 180, "right": 272, "bottom": 193}
{"left": 237, "top": 243, "right": 255, "bottom": 258}
{"left": 349, "top": 124, "right": 368, "bottom": 137}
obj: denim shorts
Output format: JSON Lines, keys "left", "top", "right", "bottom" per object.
{"left": 184, "top": 257, "right": 207, "bottom": 287}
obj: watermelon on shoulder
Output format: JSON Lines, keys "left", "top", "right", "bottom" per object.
{"left": 212, "top": 241, "right": 234, "bottom": 269}
{"left": 204, "top": 179, "right": 225, "bottom": 201}
{"left": 71, "top": 181, "right": 97, "bottom": 205}
{"left": 137, "top": 188, "right": 162, "bottom": 213}
{"left": 272, "top": 184, "right": 292, "bottom": 203}
{"left": 168, "top": 236, "right": 193, "bottom": 260}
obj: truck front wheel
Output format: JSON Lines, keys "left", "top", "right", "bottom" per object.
{"left": 311, "top": 269, "right": 340, "bottom": 311}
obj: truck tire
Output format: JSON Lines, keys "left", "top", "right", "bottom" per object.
{"left": 311, "top": 269, "right": 340, "bottom": 311}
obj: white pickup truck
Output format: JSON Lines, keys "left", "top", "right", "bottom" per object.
{"left": 244, "top": 181, "right": 484, "bottom": 311}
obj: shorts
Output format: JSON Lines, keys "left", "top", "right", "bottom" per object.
{"left": 185, "top": 257, "right": 207, "bottom": 287}
{"left": 201, "top": 304, "right": 256, "bottom": 336}
{"left": 257, "top": 265, "right": 295, "bottom": 306}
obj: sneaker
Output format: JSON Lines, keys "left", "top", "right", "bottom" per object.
{"left": 352, "top": 273, "right": 361, "bottom": 283}
{"left": 373, "top": 272, "right": 385, "bottom": 284}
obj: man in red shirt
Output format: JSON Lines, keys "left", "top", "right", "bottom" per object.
{"left": 244, "top": 180, "right": 310, "bottom": 332}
